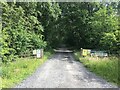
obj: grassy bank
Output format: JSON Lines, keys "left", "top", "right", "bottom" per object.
{"left": 74, "top": 51, "right": 119, "bottom": 86}
{"left": 1, "top": 51, "right": 53, "bottom": 88}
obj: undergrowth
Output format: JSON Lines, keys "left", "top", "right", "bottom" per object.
{"left": 74, "top": 51, "right": 119, "bottom": 86}
{"left": 1, "top": 51, "right": 52, "bottom": 88}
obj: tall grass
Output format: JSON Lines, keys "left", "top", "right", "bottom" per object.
{"left": 1, "top": 51, "right": 52, "bottom": 88}
{"left": 74, "top": 52, "right": 119, "bottom": 86}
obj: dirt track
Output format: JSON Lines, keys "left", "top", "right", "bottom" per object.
{"left": 15, "top": 51, "right": 117, "bottom": 88}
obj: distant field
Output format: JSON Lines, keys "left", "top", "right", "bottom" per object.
{"left": 74, "top": 51, "right": 119, "bottom": 86}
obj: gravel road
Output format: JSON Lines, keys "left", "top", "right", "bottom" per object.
{"left": 15, "top": 51, "right": 118, "bottom": 88}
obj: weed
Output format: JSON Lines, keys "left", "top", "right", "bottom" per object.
{"left": 74, "top": 51, "right": 119, "bottom": 86}
{"left": 2, "top": 52, "right": 52, "bottom": 88}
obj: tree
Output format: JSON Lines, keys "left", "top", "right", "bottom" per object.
{"left": 1, "top": 2, "right": 46, "bottom": 63}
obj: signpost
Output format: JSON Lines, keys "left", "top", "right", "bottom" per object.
{"left": 33, "top": 49, "right": 43, "bottom": 59}
{"left": 82, "top": 49, "right": 91, "bottom": 56}
{"left": 81, "top": 49, "right": 108, "bottom": 57}
{"left": 37, "top": 49, "right": 41, "bottom": 58}
{"left": 33, "top": 50, "right": 37, "bottom": 55}
{"left": 94, "top": 51, "right": 108, "bottom": 57}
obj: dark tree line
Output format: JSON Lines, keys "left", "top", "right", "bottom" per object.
{"left": 0, "top": 2, "right": 120, "bottom": 63}
{"left": 49, "top": 2, "right": 120, "bottom": 54}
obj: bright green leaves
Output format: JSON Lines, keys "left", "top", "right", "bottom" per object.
{"left": 1, "top": 2, "right": 61, "bottom": 63}
{"left": 91, "top": 5, "right": 119, "bottom": 53}
{"left": 1, "top": 2, "right": 119, "bottom": 63}
{"left": 1, "top": 2, "right": 46, "bottom": 63}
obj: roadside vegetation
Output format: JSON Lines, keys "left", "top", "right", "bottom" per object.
{"left": 1, "top": 1, "right": 120, "bottom": 88}
{"left": 1, "top": 2, "right": 120, "bottom": 63}
{"left": 74, "top": 51, "right": 120, "bottom": 86}
{"left": 1, "top": 51, "right": 52, "bottom": 88}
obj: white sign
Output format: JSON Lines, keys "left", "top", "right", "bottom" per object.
{"left": 33, "top": 49, "right": 43, "bottom": 58}
{"left": 37, "top": 49, "right": 42, "bottom": 58}
{"left": 37, "top": 53, "right": 41, "bottom": 58}
{"left": 37, "top": 49, "right": 41, "bottom": 54}
{"left": 33, "top": 50, "right": 37, "bottom": 55}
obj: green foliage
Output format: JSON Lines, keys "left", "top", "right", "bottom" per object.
{"left": 1, "top": 2, "right": 119, "bottom": 62}
{"left": 1, "top": 51, "right": 52, "bottom": 88}
{"left": 91, "top": 6, "right": 119, "bottom": 52}
{"left": 37, "top": 2, "right": 61, "bottom": 47}
{"left": 53, "top": 2, "right": 119, "bottom": 53}
{"left": 74, "top": 51, "right": 119, "bottom": 86}
{"left": 1, "top": 2, "right": 46, "bottom": 63}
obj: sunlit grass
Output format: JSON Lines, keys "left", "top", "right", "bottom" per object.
{"left": 74, "top": 52, "right": 119, "bottom": 86}
{"left": 2, "top": 51, "right": 52, "bottom": 88}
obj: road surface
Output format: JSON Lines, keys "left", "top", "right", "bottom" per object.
{"left": 15, "top": 50, "right": 117, "bottom": 88}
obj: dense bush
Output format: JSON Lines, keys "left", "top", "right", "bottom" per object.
{"left": 1, "top": 2, "right": 120, "bottom": 63}
{"left": 57, "top": 2, "right": 119, "bottom": 53}
{"left": 1, "top": 2, "right": 60, "bottom": 63}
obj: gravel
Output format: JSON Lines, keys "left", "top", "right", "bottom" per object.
{"left": 15, "top": 52, "right": 118, "bottom": 88}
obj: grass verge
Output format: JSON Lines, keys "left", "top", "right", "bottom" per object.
{"left": 74, "top": 51, "right": 119, "bottom": 86}
{"left": 1, "top": 51, "right": 53, "bottom": 88}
